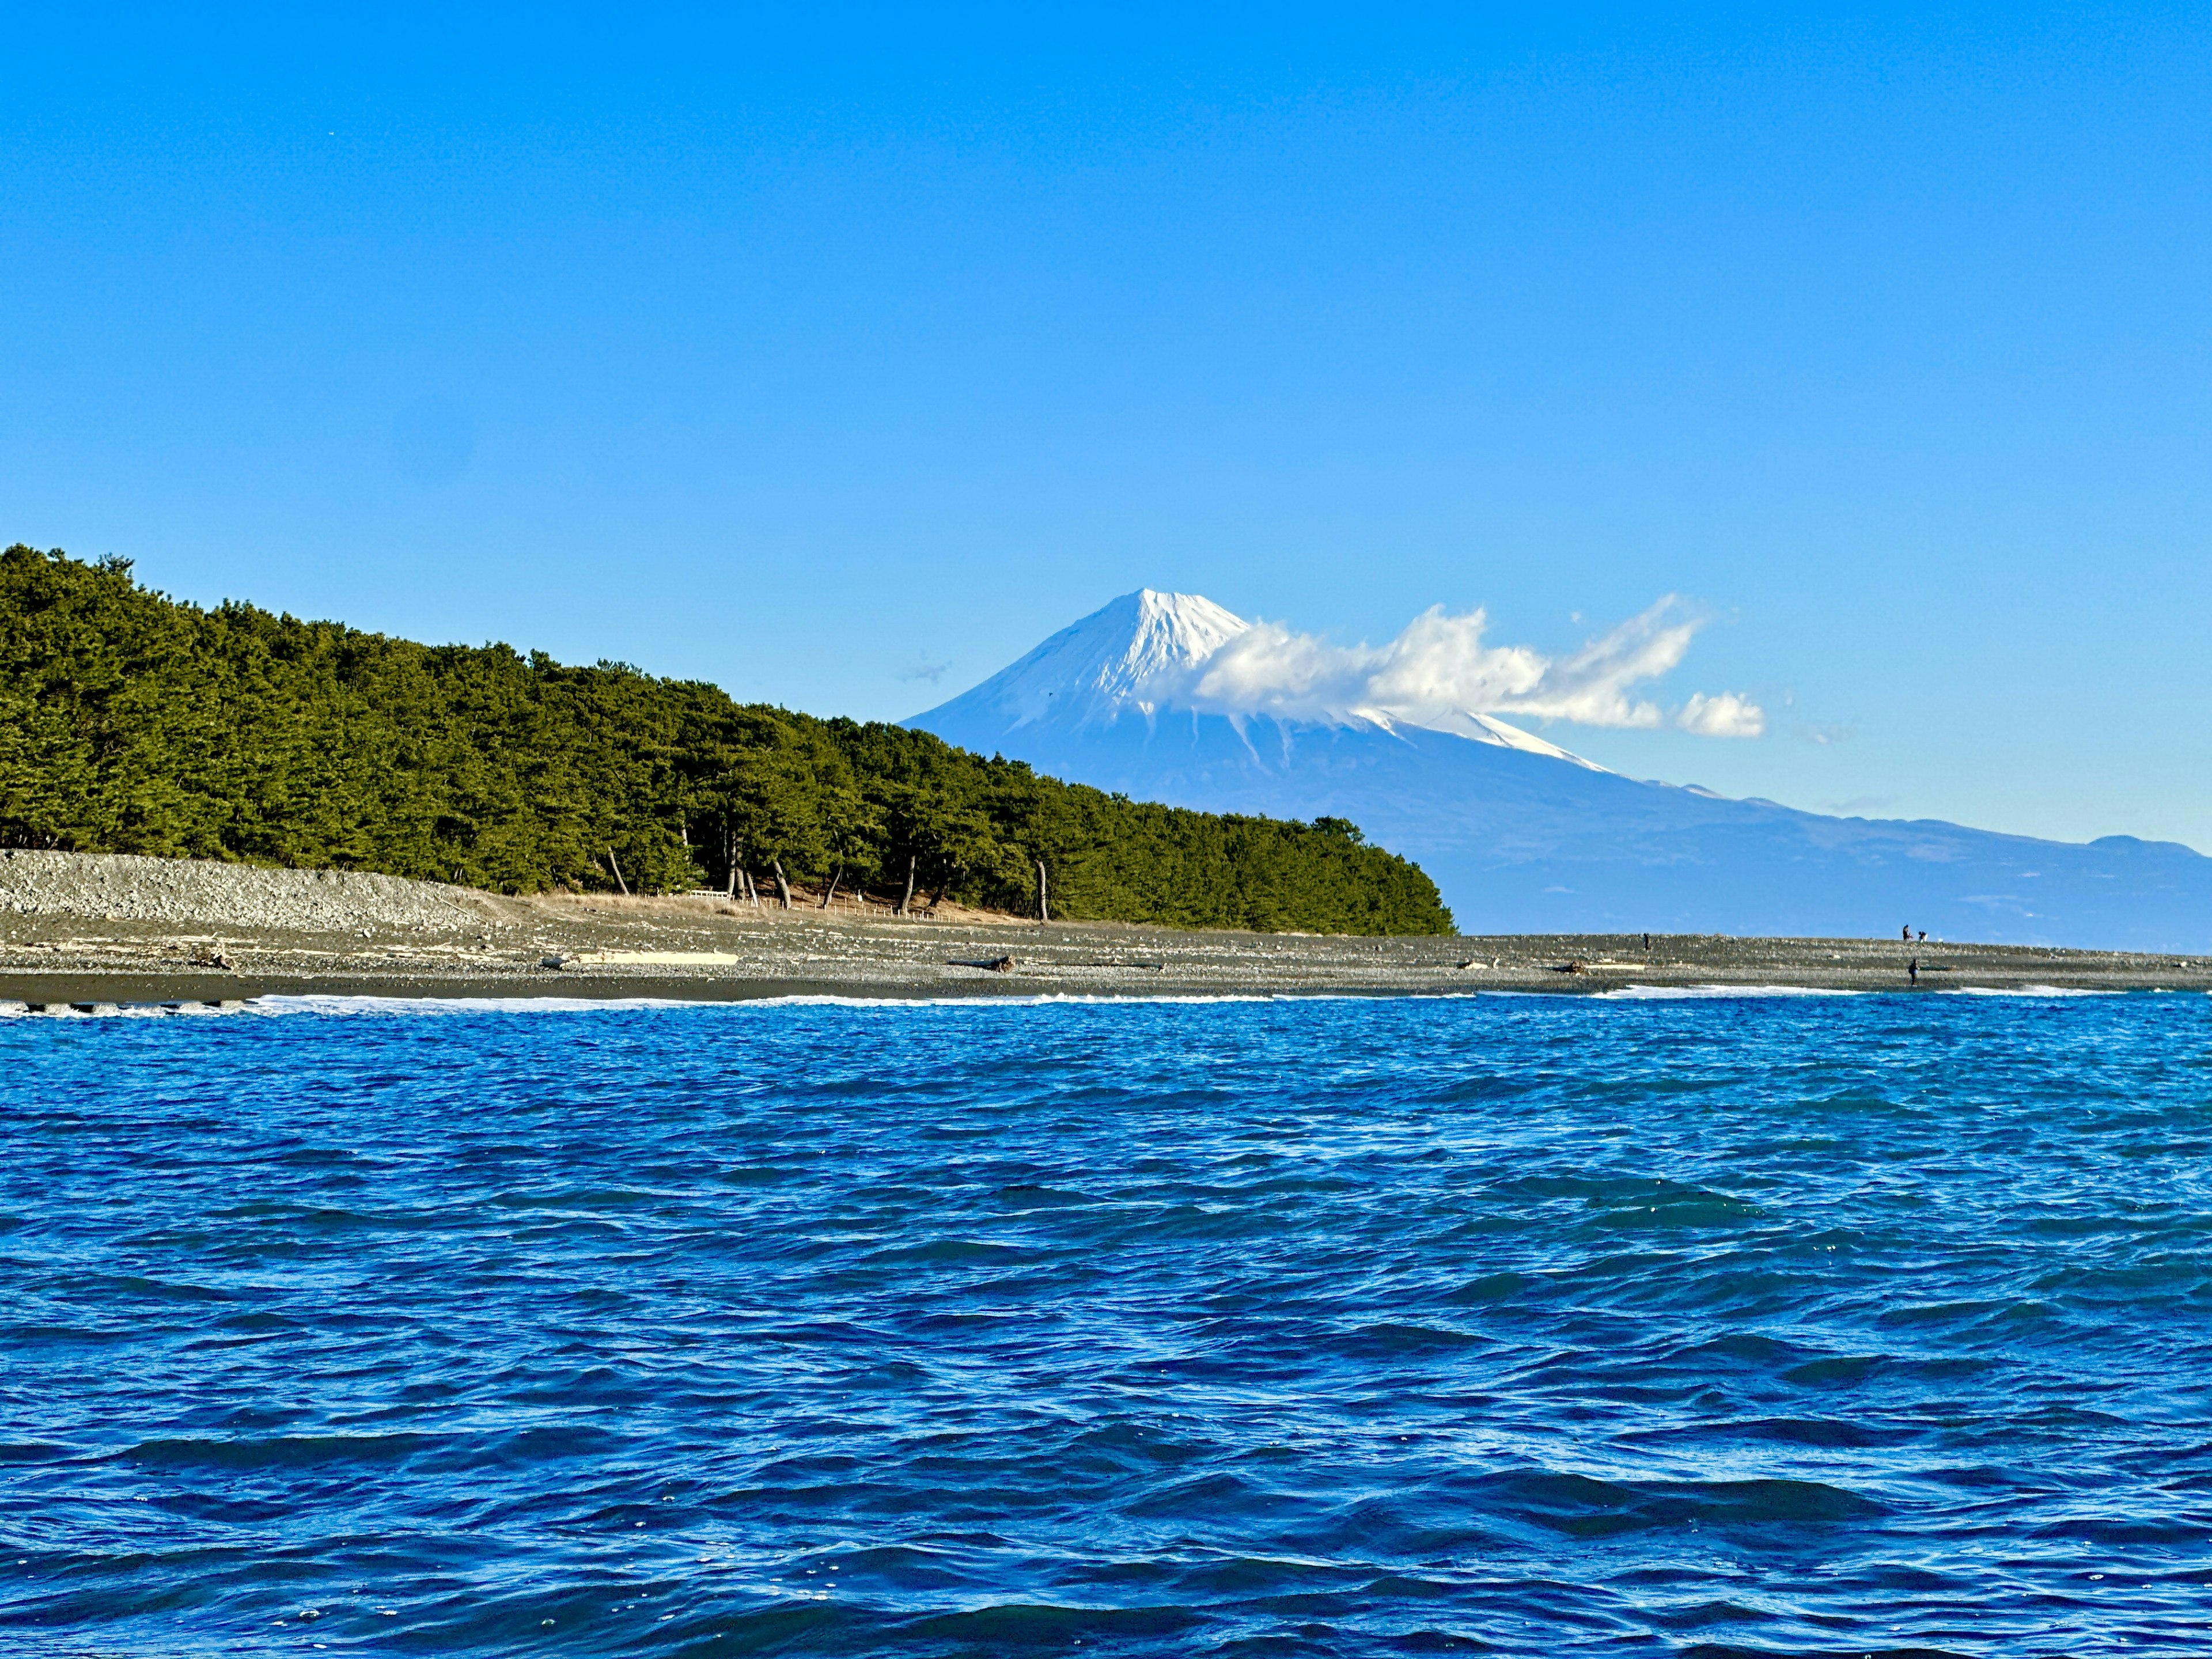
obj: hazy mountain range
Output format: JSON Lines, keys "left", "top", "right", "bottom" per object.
{"left": 914, "top": 590, "right": 2212, "bottom": 951}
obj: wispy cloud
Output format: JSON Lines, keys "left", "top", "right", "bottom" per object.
{"left": 1791, "top": 719, "right": 1855, "bottom": 746}
{"left": 1676, "top": 691, "right": 1766, "bottom": 738}
{"left": 1186, "top": 596, "right": 1760, "bottom": 736}
{"left": 897, "top": 655, "right": 952, "bottom": 685}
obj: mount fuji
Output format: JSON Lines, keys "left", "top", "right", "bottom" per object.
{"left": 912, "top": 591, "right": 2212, "bottom": 950}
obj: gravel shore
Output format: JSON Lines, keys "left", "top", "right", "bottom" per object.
{"left": 3, "top": 850, "right": 2206, "bottom": 1007}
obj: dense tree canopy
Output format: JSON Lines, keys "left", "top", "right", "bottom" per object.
{"left": 0, "top": 546, "right": 1453, "bottom": 935}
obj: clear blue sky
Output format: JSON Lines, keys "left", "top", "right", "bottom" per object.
{"left": 7, "top": 5, "right": 2208, "bottom": 849}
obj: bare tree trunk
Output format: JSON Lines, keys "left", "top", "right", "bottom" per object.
{"left": 724, "top": 830, "right": 738, "bottom": 901}
{"left": 819, "top": 867, "right": 843, "bottom": 909}
{"left": 745, "top": 869, "right": 759, "bottom": 906}
{"left": 772, "top": 860, "right": 792, "bottom": 909}
{"left": 896, "top": 854, "right": 916, "bottom": 916}
{"left": 1036, "top": 859, "right": 1049, "bottom": 925}
{"left": 606, "top": 846, "right": 630, "bottom": 897}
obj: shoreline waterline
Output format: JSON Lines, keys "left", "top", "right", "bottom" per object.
{"left": 7, "top": 850, "right": 2209, "bottom": 1003}
{"left": 2, "top": 980, "right": 2200, "bottom": 1018}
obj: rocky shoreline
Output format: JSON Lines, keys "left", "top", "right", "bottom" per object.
{"left": 2, "top": 850, "right": 2206, "bottom": 1009}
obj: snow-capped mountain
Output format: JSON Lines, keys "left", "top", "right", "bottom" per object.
{"left": 933, "top": 589, "right": 1598, "bottom": 765}
{"left": 914, "top": 591, "right": 2212, "bottom": 950}
{"left": 936, "top": 589, "right": 1251, "bottom": 730}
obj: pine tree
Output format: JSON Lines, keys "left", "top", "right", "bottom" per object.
{"left": 0, "top": 545, "right": 1455, "bottom": 935}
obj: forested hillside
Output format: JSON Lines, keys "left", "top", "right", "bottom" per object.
{"left": 0, "top": 546, "right": 1452, "bottom": 934}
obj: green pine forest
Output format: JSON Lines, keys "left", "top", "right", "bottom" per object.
{"left": 0, "top": 546, "right": 1453, "bottom": 935}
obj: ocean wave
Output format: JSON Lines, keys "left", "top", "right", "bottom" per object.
{"left": 251, "top": 993, "right": 700, "bottom": 1016}
{"left": 0, "top": 998, "right": 235, "bottom": 1018}
{"left": 1937, "top": 984, "right": 2122, "bottom": 997}
{"left": 1593, "top": 983, "right": 1865, "bottom": 999}
{"left": 2, "top": 984, "right": 2202, "bottom": 1653}
{"left": 245, "top": 990, "right": 1463, "bottom": 1017}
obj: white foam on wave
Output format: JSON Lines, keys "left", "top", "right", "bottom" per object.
{"left": 1937, "top": 984, "right": 2120, "bottom": 998}
{"left": 252, "top": 993, "right": 698, "bottom": 1017}
{"left": 244, "top": 990, "right": 1487, "bottom": 1018}
{"left": 0, "top": 999, "right": 234, "bottom": 1019}
{"left": 1594, "top": 984, "right": 1863, "bottom": 1000}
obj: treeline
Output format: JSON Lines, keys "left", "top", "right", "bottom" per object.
{"left": 0, "top": 546, "right": 1453, "bottom": 935}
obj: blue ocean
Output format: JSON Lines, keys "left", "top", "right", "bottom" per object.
{"left": 3, "top": 990, "right": 2210, "bottom": 1656}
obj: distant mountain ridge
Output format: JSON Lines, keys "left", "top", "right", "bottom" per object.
{"left": 915, "top": 590, "right": 2212, "bottom": 951}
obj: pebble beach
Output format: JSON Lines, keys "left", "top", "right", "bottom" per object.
{"left": 2, "top": 849, "right": 2205, "bottom": 1007}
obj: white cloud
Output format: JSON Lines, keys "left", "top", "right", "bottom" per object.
{"left": 1676, "top": 691, "right": 1766, "bottom": 738}
{"left": 1187, "top": 594, "right": 1751, "bottom": 735}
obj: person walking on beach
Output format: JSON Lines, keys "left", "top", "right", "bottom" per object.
{"left": 1903, "top": 925, "right": 1912, "bottom": 942}
{"left": 1909, "top": 957, "right": 1919, "bottom": 985}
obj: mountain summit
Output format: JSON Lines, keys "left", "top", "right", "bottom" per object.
{"left": 930, "top": 590, "right": 1593, "bottom": 765}
{"left": 934, "top": 590, "right": 1249, "bottom": 730}
{"left": 915, "top": 592, "right": 2212, "bottom": 950}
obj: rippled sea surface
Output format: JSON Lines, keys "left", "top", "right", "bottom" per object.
{"left": 5, "top": 991, "right": 2212, "bottom": 1656}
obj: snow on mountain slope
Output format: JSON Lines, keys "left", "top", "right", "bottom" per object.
{"left": 914, "top": 592, "right": 2212, "bottom": 950}
{"left": 931, "top": 590, "right": 1598, "bottom": 765}
{"left": 924, "top": 589, "right": 1245, "bottom": 729}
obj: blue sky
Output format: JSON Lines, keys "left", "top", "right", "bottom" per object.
{"left": 6, "top": 5, "right": 2208, "bottom": 849}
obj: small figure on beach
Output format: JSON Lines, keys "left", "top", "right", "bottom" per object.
{"left": 1903, "top": 925, "right": 1912, "bottom": 942}
{"left": 1642, "top": 933, "right": 1650, "bottom": 950}
{"left": 1917, "top": 930, "right": 1927, "bottom": 943}
{"left": 1909, "top": 957, "right": 1919, "bottom": 984}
